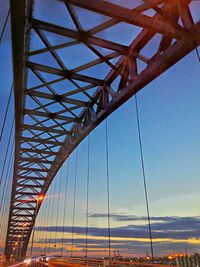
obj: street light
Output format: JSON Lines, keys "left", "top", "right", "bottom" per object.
{"left": 30, "top": 195, "right": 44, "bottom": 259}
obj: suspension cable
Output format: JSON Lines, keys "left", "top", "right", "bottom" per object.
{"left": 0, "top": 83, "right": 13, "bottom": 144}
{"left": 85, "top": 135, "right": 90, "bottom": 258}
{"left": 61, "top": 159, "right": 69, "bottom": 257}
{"left": 0, "top": 116, "right": 14, "bottom": 187}
{"left": 55, "top": 167, "right": 62, "bottom": 250}
{"left": 0, "top": 138, "right": 15, "bottom": 212}
{"left": 35, "top": 203, "right": 41, "bottom": 257}
{"left": 39, "top": 193, "right": 48, "bottom": 256}
{"left": 71, "top": 148, "right": 78, "bottom": 257}
{"left": 0, "top": 8, "right": 10, "bottom": 45}
{"left": 37, "top": 204, "right": 43, "bottom": 256}
{"left": 105, "top": 118, "right": 111, "bottom": 259}
{"left": 134, "top": 94, "right": 154, "bottom": 261}
{"left": 0, "top": 176, "right": 12, "bottom": 242}
{"left": 44, "top": 185, "right": 52, "bottom": 254}
{"left": 195, "top": 48, "right": 200, "bottom": 63}
{"left": 49, "top": 177, "right": 57, "bottom": 254}
{"left": 30, "top": 203, "right": 39, "bottom": 258}
{"left": 0, "top": 155, "right": 14, "bottom": 240}
{"left": 40, "top": 208, "right": 45, "bottom": 256}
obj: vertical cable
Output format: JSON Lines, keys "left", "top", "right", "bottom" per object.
{"left": 85, "top": 135, "right": 90, "bottom": 258}
{"left": 61, "top": 159, "right": 69, "bottom": 257}
{"left": 0, "top": 138, "right": 14, "bottom": 212}
{"left": 0, "top": 176, "right": 12, "bottom": 244}
{"left": 35, "top": 204, "right": 41, "bottom": 257}
{"left": 0, "top": 83, "right": 13, "bottom": 144}
{"left": 0, "top": 8, "right": 10, "bottom": 44}
{"left": 30, "top": 198, "right": 40, "bottom": 258}
{"left": 0, "top": 141, "right": 14, "bottom": 247}
{"left": 49, "top": 178, "right": 57, "bottom": 254}
{"left": 0, "top": 155, "right": 14, "bottom": 240}
{"left": 39, "top": 194, "right": 48, "bottom": 256}
{"left": 134, "top": 94, "right": 154, "bottom": 261}
{"left": 0, "top": 140, "right": 14, "bottom": 252}
{"left": 105, "top": 118, "right": 111, "bottom": 258}
{"left": 71, "top": 148, "right": 78, "bottom": 257}
{"left": 195, "top": 48, "right": 200, "bottom": 63}
{"left": 35, "top": 205, "right": 40, "bottom": 257}
{"left": 55, "top": 168, "right": 62, "bottom": 251}
{"left": 44, "top": 185, "right": 52, "bottom": 254}
{"left": 0, "top": 116, "right": 14, "bottom": 187}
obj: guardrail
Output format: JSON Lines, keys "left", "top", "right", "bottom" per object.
{"left": 49, "top": 257, "right": 174, "bottom": 267}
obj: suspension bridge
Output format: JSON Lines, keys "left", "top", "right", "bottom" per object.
{"left": 0, "top": 0, "right": 200, "bottom": 266}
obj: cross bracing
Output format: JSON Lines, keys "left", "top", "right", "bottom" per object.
{"left": 5, "top": 0, "right": 200, "bottom": 260}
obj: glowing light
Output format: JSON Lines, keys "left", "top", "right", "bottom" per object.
{"left": 37, "top": 195, "right": 44, "bottom": 201}
{"left": 24, "top": 258, "right": 31, "bottom": 265}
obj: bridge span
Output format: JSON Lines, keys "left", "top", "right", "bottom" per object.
{"left": 0, "top": 0, "right": 200, "bottom": 263}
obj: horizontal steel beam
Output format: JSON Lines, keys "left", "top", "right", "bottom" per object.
{"left": 20, "top": 148, "right": 57, "bottom": 155}
{"left": 15, "top": 192, "right": 40, "bottom": 196}
{"left": 23, "top": 124, "right": 68, "bottom": 135}
{"left": 21, "top": 136, "right": 63, "bottom": 145}
{"left": 16, "top": 183, "right": 43, "bottom": 188}
{"left": 32, "top": 19, "right": 129, "bottom": 54}
{"left": 18, "top": 167, "right": 48, "bottom": 172}
{"left": 17, "top": 177, "right": 46, "bottom": 183}
{"left": 19, "top": 157, "right": 53, "bottom": 164}
{"left": 28, "top": 61, "right": 104, "bottom": 85}
{"left": 66, "top": 0, "right": 186, "bottom": 39}
{"left": 26, "top": 90, "right": 87, "bottom": 106}
{"left": 25, "top": 108, "right": 78, "bottom": 122}
{"left": 12, "top": 207, "right": 35, "bottom": 210}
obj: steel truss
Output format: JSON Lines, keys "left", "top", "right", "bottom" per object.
{"left": 5, "top": 0, "right": 200, "bottom": 260}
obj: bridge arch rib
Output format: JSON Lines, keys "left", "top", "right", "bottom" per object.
{"left": 5, "top": 0, "right": 200, "bottom": 260}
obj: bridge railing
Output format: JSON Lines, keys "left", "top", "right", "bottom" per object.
{"left": 48, "top": 257, "right": 173, "bottom": 267}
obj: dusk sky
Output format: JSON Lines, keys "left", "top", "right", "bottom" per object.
{"left": 0, "top": 0, "right": 200, "bottom": 258}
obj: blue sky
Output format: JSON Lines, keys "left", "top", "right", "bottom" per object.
{"left": 29, "top": 48, "right": 200, "bottom": 257}
{"left": 1, "top": 0, "right": 200, "bottom": 258}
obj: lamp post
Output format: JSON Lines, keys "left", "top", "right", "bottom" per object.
{"left": 30, "top": 195, "right": 44, "bottom": 259}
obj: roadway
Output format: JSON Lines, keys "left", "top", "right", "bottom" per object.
{"left": 4, "top": 257, "right": 174, "bottom": 267}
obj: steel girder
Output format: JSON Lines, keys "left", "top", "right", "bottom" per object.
{"left": 5, "top": 0, "right": 200, "bottom": 260}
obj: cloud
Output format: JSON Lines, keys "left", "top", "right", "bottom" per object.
{"left": 35, "top": 215, "right": 200, "bottom": 240}
{"left": 35, "top": 237, "right": 200, "bottom": 255}
{"left": 89, "top": 213, "right": 200, "bottom": 224}
{"left": 89, "top": 213, "right": 153, "bottom": 221}
{"left": 34, "top": 215, "right": 200, "bottom": 255}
